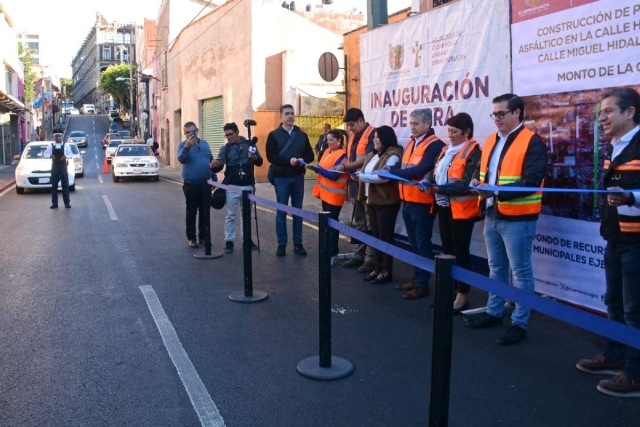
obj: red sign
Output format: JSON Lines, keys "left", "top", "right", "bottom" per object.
{"left": 511, "top": 0, "right": 597, "bottom": 24}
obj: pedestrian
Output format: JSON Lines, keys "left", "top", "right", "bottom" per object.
{"left": 310, "top": 128, "right": 348, "bottom": 259}
{"left": 354, "top": 125, "right": 403, "bottom": 284}
{"left": 315, "top": 123, "right": 331, "bottom": 161}
{"left": 335, "top": 108, "right": 377, "bottom": 274}
{"left": 211, "top": 122, "right": 263, "bottom": 253}
{"left": 43, "top": 131, "right": 73, "bottom": 209}
{"left": 265, "top": 104, "right": 314, "bottom": 257}
{"left": 386, "top": 109, "right": 445, "bottom": 299}
{"left": 177, "top": 122, "right": 215, "bottom": 248}
{"left": 466, "top": 93, "right": 547, "bottom": 345}
{"left": 147, "top": 136, "right": 155, "bottom": 154}
{"left": 424, "top": 112, "right": 482, "bottom": 313}
{"left": 576, "top": 88, "right": 640, "bottom": 397}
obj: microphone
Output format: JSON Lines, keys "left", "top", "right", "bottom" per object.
{"left": 244, "top": 119, "right": 257, "bottom": 127}
{"left": 251, "top": 136, "right": 258, "bottom": 146}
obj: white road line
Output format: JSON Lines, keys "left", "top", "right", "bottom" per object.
{"left": 98, "top": 176, "right": 103, "bottom": 184}
{"left": 102, "top": 195, "right": 118, "bottom": 220}
{"left": 95, "top": 153, "right": 98, "bottom": 160}
{"left": 0, "top": 184, "right": 15, "bottom": 197}
{"left": 96, "top": 163, "right": 100, "bottom": 169}
{"left": 139, "top": 285, "right": 226, "bottom": 427}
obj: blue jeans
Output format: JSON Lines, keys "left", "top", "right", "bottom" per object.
{"left": 274, "top": 175, "right": 305, "bottom": 246}
{"left": 401, "top": 202, "right": 436, "bottom": 288}
{"left": 483, "top": 209, "right": 537, "bottom": 329}
{"left": 603, "top": 241, "right": 640, "bottom": 380}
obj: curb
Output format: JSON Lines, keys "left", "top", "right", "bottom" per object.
{"left": 0, "top": 179, "right": 15, "bottom": 193}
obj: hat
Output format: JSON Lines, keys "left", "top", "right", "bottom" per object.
{"left": 53, "top": 129, "right": 63, "bottom": 136}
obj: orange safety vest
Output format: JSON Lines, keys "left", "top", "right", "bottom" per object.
{"left": 479, "top": 128, "right": 542, "bottom": 216}
{"left": 312, "top": 148, "right": 348, "bottom": 206}
{"left": 435, "top": 139, "right": 481, "bottom": 220}
{"left": 346, "top": 125, "right": 375, "bottom": 163}
{"left": 399, "top": 134, "right": 440, "bottom": 203}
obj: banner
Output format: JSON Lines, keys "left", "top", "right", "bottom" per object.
{"left": 360, "top": 0, "right": 512, "bottom": 145}
{"left": 512, "top": 0, "right": 640, "bottom": 96}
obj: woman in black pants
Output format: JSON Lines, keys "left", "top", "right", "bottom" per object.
{"left": 425, "top": 113, "right": 482, "bottom": 313}
{"left": 354, "top": 126, "right": 403, "bottom": 284}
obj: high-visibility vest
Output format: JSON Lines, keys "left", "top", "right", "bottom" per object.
{"left": 399, "top": 134, "right": 440, "bottom": 203}
{"left": 479, "top": 128, "right": 543, "bottom": 216}
{"left": 312, "top": 148, "right": 348, "bottom": 206}
{"left": 435, "top": 139, "right": 481, "bottom": 219}
{"left": 346, "top": 125, "right": 375, "bottom": 163}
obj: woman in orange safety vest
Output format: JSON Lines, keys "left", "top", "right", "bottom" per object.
{"left": 310, "top": 129, "right": 349, "bottom": 257}
{"left": 425, "top": 113, "right": 482, "bottom": 314}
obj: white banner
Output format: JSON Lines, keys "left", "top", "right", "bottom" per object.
{"left": 513, "top": 0, "right": 640, "bottom": 96}
{"left": 360, "top": 0, "right": 512, "bottom": 145}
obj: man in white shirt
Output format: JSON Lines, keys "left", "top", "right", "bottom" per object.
{"left": 43, "top": 132, "right": 74, "bottom": 209}
{"left": 576, "top": 88, "right": 640, "bottom": 397}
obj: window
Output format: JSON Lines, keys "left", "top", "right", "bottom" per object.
{"left": 433, "top": 0, "right": 454, "bottom": 7}
{"left": 28, "top": 42, "right": 39, "bottom": 51}
{"left": 117, "top": 33, "right": 124, "bottom": 44}
{"left": 103, "top": 47, "right": 111, "bottom": 60}
{"left": 122, "top": 51, "right": 128, "bottom": 62}
{"left": 124, "top": 33, "right": 131, "bottom": 44}
{"left": 106, "top": 33, "right": 114, "bottom": 43}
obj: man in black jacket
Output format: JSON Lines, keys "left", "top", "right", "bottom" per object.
{"left": 211, "top": 122, "right": 263, "bottom": 253}
{"left": 266, "top": 104, "right": 314, "bottom": 256}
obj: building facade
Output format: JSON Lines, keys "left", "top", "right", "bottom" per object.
{"left": 15, "top": 30, "right": 39, "bottom": 64}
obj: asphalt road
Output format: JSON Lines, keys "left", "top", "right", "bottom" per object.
{"left": 0, "top": 115, "right": 638, "bottom": 426}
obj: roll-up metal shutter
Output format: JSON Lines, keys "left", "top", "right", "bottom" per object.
{"left": 200, "top": 96, "right": 224, "bottom": 157}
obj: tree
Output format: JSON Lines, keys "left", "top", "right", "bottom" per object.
{"left": 60, "top": 77, "right": 73, "bottom": 99}
{"left": 99, "top": 64, "right": 136, "bottom": 111}
{"left": 18, "top": 44, "right": 37, "bottom": 103}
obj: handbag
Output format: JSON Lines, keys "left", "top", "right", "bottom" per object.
{"left": 268, "top": 131, "right": 296, "bottom": 185}
{"left": 210, "top": 187, "right": 226, "bottom": 210}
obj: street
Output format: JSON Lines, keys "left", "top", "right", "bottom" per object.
{"left": 0, "top": 115, "right": 638, "bottom": 426}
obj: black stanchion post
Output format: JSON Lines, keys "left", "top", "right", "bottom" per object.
{"left": 297, "top": 212, "right": 353, "bottom": 380}
{"left": 229, "top": 190, "right": 267, "bottom": 303}
{"left": 194, "top": 178, "right": 222, "bottom": 260}
{"left": 429, "top": 254, "right": 456, "bottom": 427}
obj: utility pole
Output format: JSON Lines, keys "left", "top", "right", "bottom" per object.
{"left": 128, "top": 36, "right": 135, "bottom": 136}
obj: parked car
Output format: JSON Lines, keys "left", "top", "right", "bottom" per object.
{"left": 14, "top": 141, "right": 76, "bottom": 194}
{"left": 68, "top": 131, "right": 88, "bottom": 147}
{"left": 109, "top": 110, "right": 120, "bottom": 119}
{"left": 102, "top": 132, "right": 120, "bottom": 149}
{"left": 112, "top": 144, "right": 159, "bottom": 182}
{"left": 111, "top": 117, "right": 124, "bottom": 127}
{"left": 67, "top": 142, "right": 85, "bottom": 177}
{"left": 109, "top": 123, "right": 121, "bottom": 133}
{"left": 69, "top": 108, "right": 80, "bottom": 115}
{"left": 117, "top": 130, "right": 131, "bottom": 139}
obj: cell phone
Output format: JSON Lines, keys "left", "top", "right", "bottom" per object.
{"left": 190, "top": 130, "right": 196, "bottom": 138}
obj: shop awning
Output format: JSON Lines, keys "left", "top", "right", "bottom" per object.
{"left": 0, "top": 90, "right": 25, "bottom": 114}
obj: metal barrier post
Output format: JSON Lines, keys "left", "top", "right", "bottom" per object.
{"left": 297, "top": 212, "right": 353, "bottom": 380}
{"left": 229, "top": 190, "right": 267, "bottom": 303}
{"left": 194, "top": 178, "right": 222, "bottom": 260}
{"left": 429, "top": 254, "right": 456, "bottom": 427}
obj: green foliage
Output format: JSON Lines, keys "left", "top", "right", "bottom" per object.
{"left": 18, "top": 44, "right": 37, "bottom": 103}
{"left": 99, "top": 64, "right": 136, "bottom": 110}
{"left": 60, "top": 77, "right": 73, "bottom": 99}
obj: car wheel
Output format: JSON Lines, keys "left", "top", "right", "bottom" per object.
{"left": 16, "top": 186, "right": 24, "bottom": 194}
{"left": 70, "top": 184, "right": 76, "bottom": 192}
{"left": 113, "top": 174, "right": 120, "bottom": 183}
{"left": 78, "top": 172, "right": 84, "bottom": 178}
{"left": 153, "top": 175, "right": 159, "bottom": 182}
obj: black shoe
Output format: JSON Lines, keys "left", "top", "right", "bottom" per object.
{"left": 50, "top": 205, "right": 58, "bottom": 209}
{"left": 371, "top": 272, "right": 392, "bottom": 284}
{"left": 251, "top": 241, "right": 259, "bottom": 251}
{"left": 293, "top": 244, "right": 307, "bottom": 256}
{"left": 497, "top": 324, "right": 527, "bottom": 346}
{"left": 363, "top": 270, "right": 380, "bottom": 282}
{"left": 64, "top": 204, "right": 71, "bottom": 208}
{"left": 276, "top": 245, "right": 286, "bottom": 256}
{"left": 452, "top": 301, "right": 470, "bottom": 315}
{"left": 341, "top": 258, "right": 363, "bottom": 268}
{"left": 188, "top": 239, "right": 199, "bottom": 248}
{"left": 465, "top": 313, "right": 502, "bottom": 329}
{"left": 225, "top": 241, "right": 234, "bottom": 253}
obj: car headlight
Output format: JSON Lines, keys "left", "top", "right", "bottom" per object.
{"left": 17, "top": 165, "right": 29, "bottom": 173}
{"left": 148, "top": 163, "right": 158, "bottom": 168}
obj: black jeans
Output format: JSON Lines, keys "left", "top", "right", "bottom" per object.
{"left": 183, "top": 182, "right": 206, "bottom": 241}
{"left": 321, "top": 200, "right": 342, "bottom": 256}
{"left": 50, "top": 163, "right": 70, "bottom": 206}
{"left": 367, "top": 202, "right": 401, "bottom": 275}
{"left": 437, "top": 205, "right": 475, "bottom": 294}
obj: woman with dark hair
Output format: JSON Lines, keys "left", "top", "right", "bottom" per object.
{"left": 425, "top": 112, "right": 482, "bottom": 313}
{"left": 310, "top": 129, "right": 349, "bottom": 258}
{"left": 354, "top": 125, "right": 403, "bottom": 284}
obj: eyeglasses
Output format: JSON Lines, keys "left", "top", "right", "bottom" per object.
{"left": 489, "top": 110, "right": 513, "bottom": 120}
{"left": 224, "top": 132, "right": 235, "bottom": 138}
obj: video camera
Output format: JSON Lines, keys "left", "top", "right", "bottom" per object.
{"left": 244, "top": 119, "right": 257, "bottom": 145}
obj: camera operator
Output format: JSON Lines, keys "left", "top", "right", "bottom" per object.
{"left": 211, "top": 122, "right": 263, "bottom": 253}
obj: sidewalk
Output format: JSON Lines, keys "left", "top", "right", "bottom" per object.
{"left": 0, "top": 163, "right": 17, "bottom": 193}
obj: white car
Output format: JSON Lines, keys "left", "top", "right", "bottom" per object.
{"left": 67, "top": 142, "right": 85, "bottom": 178}
{"left": 14, "top": 141, "right": 76, "bottom": 194}
{"left": 69, "top": 108, "right": 80, "bottom": 115}
{"left": 105, "top": 139, "right": 123, "bottom": 162}
{"left": 111, "top": 144, "right": 159, "bottom": 182}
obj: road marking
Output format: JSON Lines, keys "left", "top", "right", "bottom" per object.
{"left": 96, "top": 163, "right": 100, "bottom": 169}
{"left": 95, "top": 154, "right": 98, "bottom": 160}
{"left": 98, "top": 176, "right": 103, "bottom": 184}
{"left": 102, "top": 195, "right": 118, "bottom": 220}
{"left": 139, "top": 285, "right": 226, "bottom": 427}
{"left": 0, "top": 184, "right": 15, "bottom": 197}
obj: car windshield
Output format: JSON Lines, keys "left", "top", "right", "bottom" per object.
{"left": 117, "top": 146, "right": 152, "bottom": 156}
{"left": 24, "top": 145, "right": 47, "bottom": 159}
{"left": 68, "top": 144, "right": 79, "bottom": 155}
{"left": 109, "top": 140, "right": 123, "bottom": 148}
{"left": 70, "top": 132, "right": 85, "bottom": 137}
{"left": 118, "top": 131, "right": 130, "bottom": 137}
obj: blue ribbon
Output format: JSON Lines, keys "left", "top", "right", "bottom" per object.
{"left": 208, "top": 180, "right": 242, "bottom": 194}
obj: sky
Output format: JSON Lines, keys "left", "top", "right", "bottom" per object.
{"left": 2, "top": 0, "right": 409, "bottom": 78}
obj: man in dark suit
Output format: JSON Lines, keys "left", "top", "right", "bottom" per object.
{"left": 315, "top": 123, "right": 331, "bottom": 160}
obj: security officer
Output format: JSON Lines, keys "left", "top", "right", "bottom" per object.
{"left": 43, "top": 130, "right": 73, "bottom": 209}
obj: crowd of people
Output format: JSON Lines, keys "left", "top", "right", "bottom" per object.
{"left": 176, "top": 89, "right": 640, "bottom": 397}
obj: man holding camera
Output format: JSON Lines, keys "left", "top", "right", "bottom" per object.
{"left": 211, "top": 122, "right": 263, "bottom": 253}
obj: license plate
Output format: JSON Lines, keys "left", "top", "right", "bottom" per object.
{"left": 133, "top": 168, "right": 143, "bottom": 173}
{"left": 38, "top": 177, "right": 50, "bottom": 184}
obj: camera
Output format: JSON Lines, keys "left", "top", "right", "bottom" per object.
{"left": 243, "top": 119, "right": 257, "bottom": 127}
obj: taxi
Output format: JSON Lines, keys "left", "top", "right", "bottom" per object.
{"left": 111, "top": 143, "right": 159, "bottom": 182}
{"left": 14, "top": 141, "right": 76, "bottom": 194}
